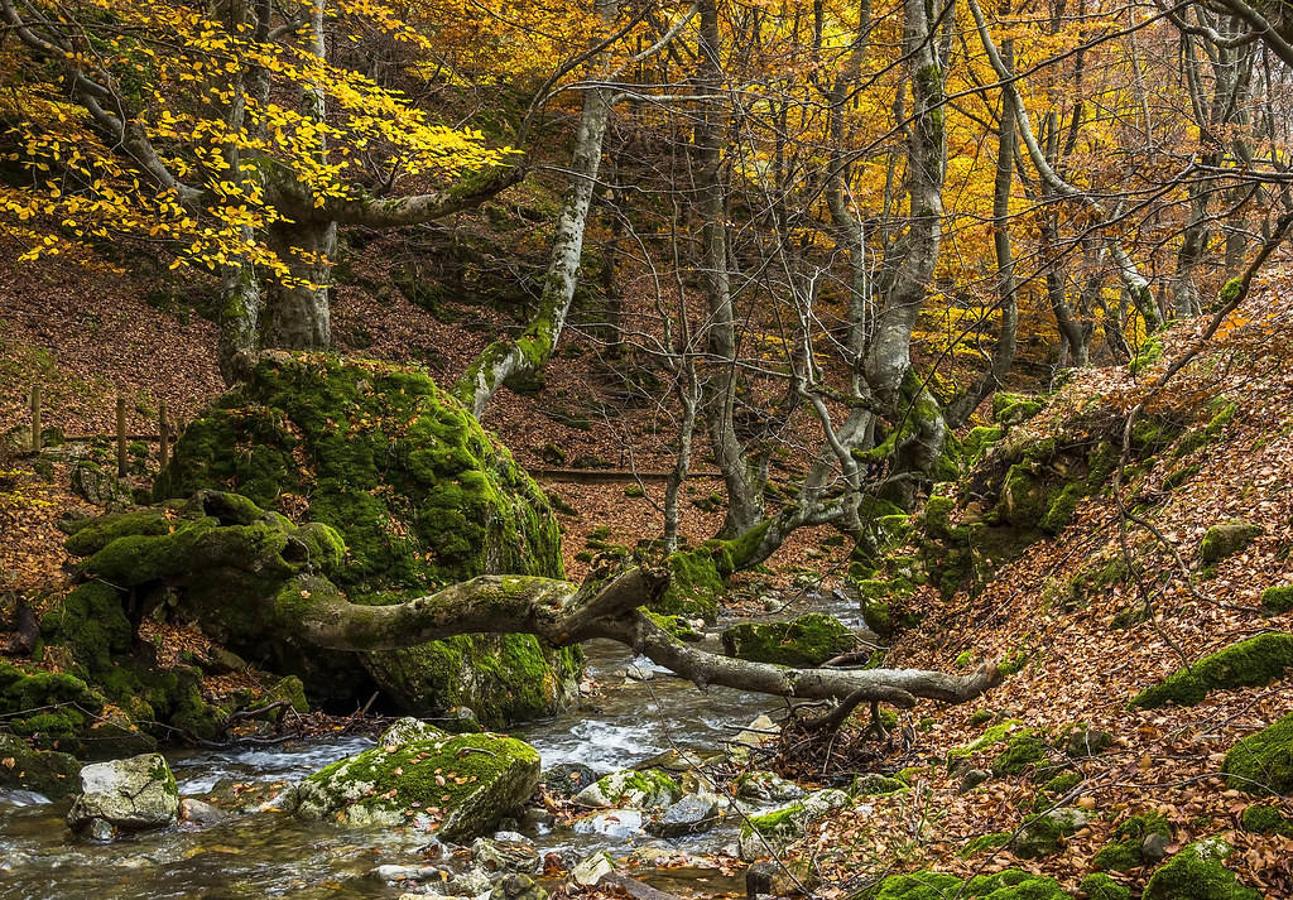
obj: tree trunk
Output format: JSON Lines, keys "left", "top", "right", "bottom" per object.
{"left": 695, "top": 0, "right": 766, "bottom": 538}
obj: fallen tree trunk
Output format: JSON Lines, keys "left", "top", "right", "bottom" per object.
{"left": 286, "top": 566, "right": 1001, "bottom": 708}
{"left": 68, "top": 492, "right": 1000, "bottom": 713}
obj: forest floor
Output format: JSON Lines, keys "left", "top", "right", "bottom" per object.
{"left": 2, "top": 249, "right": 1292, "bottom": 897}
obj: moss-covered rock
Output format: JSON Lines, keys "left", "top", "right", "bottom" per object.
{"left": 573, "top": 768, "right": 681, "bottom": 810}
{"left": 1061, "top": 723, "right": 1115, "bottom": 758}
{"left": 0, "top": 732, "right": 82, "bottom": 799}
{"left": 1199, "top": 521, "right": 1263, "bottom": 566}
{"left": 993, "top": 393, "right": 1045, "bottom": 426}
{"left": 737, "top": 788, "right": 849, "bottom": 860}
{"left": 1222, "top": 712, "right": 1293, "bottom": 795}
{"left": 1011, "top": 807, "right": 1088, "bottom": 859}
{"left": 868, "top": 869, "right": 1070, "bottom": 899}
{"left": 1142, "top": 839, "right": 1260, "bottom": 900}
{"left": 151, "top": 353, "right": 579, "bottom": 723}
{"left": 1239, "top": 803, "right": 1293, "bottom": 836}
{"left": 721, "top": 613, "right": 855, "bottom": 667}
{"left": 1092, "top": 811, "right": 1172, "bottom": 872}
{"left": 1260, "top": 585, "right": 1293, "bottom": 614}
{"left": 0, "top": 659, "right": 106, "bottom": 752}
{"left": 286, "top": 718, "right": 540, "bottom": 840}
{"left": 1131, "top": 632, "right": 1293, "bottom": 708}
{"left": 1079, "top": 873, "right": 1130, "bottom": 900}
{"left": 991, "top": 728, "right": 1049, "bottom": 776}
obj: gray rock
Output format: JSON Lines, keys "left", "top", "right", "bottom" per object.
{"left": 540, "top": 762, "right": 598, "bottom": 798}
{"left": 1011, "top": 808, "right": 1089, "bottom": 859}
{"left": 649, "top": 792, "right": 719, "bottom": 837}
{"left": 471, "top": 833, "right": 541, "bottom": 875}
{"left": 1142, "top": 830, "right": 1170, "bottom": 864}
{"left": 488, "top": 874, "right": 547, "bottom": 900}
{"left": 573, "top": 768, "right": 681, "bottom": 810}
{"left": 178, "top": 797, "right": 226, "bottom": 829}
{"left": 67, "top": 753, "right": 179, "bottom": 836}
{"left": 570, "top": 851, "right": 614, "bottom": 887}
{"left": 734, "top": 770, "right": 804, "bottom": 803}
{"left": 958, "top": 768, "right": 992, "bottom": 793}
{"left": 738, "top": 789, "right": 849, "bottom": 860}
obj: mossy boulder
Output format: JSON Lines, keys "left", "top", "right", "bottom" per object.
{"left": 737, "top": 788, "right": 849, "bottom": 860}
{"left": 152, "top": 353, "right": 579, "bottom": 724}
{"left": 67, "top": 753, "right": 180, "bottom": 837}
{"left": 1079, "top": 873, "right": 1130, "bottom": 900}
{"left": 0, "top": 732, "right": 82, "bottom": 799}
{"left": 992, "top": 392, "right": 1045, "bottom": 426}
{"left": 654, "top": 547, "right": 725, "bottom": 623}
{"left": 1142, "top": 839, "right": 1260, "bottom": 900}
{"left": 1260, "top": 585, "right": 1293, "bottom": 614}
{"left": 868, "top": 869, "right": 1070, "bottom": 899}
{"left": 1131, "top": 632, "right": 1293, "bottom": 708}
{"left": 721, "top": 613, "right": 856, "bottom": 667}
{"left": 1092, "top": 811, "right": 1172, "bottom": 872}
{"left": 990, "top": 728, "right": 1049, "bottom": 776}
{"left": 1239, "top": 803, "right": 1293, "bottom": 836}
{"left": 1011, "top": 807, "right": 1088, "bottom": 859}
{"left": 1199, "top": 521, "right": 1263, "bottom": 566}
{"left": 286, "top": 717, "right": 540, "bottom": 840}
{"left": 0, "top": 659, "right": 107, "bottom": 754}
{"left": 573, "top": 768, "right": 681, "bottom": 810}
{"left": 1222, "top": 712, "right": 1293, "bottom": 795}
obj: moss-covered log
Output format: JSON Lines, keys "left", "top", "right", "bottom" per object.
{"left": 66, "top": 497, "right": 1001, "bottom": 710}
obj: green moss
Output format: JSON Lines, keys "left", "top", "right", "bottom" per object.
{"left": 959, "top": 831, "right": 1011, "bottom": 858}
{"left": 1035, "top": 771, "right": 1082, "bottom": 809}
{"left": 721, "top": 613, "right": 855, "bottom": 667}
{"left": 1143, "top": 840, "right": 1260, "bottom": 900}
{"left": 643, "top": 610, "right": 700, "bottom": 642}
{"left": 1132, "top": 632, "right": 1293, "bottom": 708}
{"left": 1260, "top": 585, "right": 1293, "bottom": 614}
{"left": 1222, "top": 711, "right": 1293, "bottom": 795}
{"left": 1199, "top": 521, "right": 1263, "bottom": 566}
{"left": 1128, "top": 336, "right": 1163, "bottom": 376}
{"left": 851, "top": 773, "right": 907, "bottom": 796}
{"left": 0, "top": 660, "right": 105, "bottom": 751}
{"left": 969, "top": 708, "right": 994, "bottom": 727}
{"left": 291, "top": 729, "right": 540, "bottom": 840}
{"left": 1061, "top": 724, "right": 1114, "bottom": 758}
{"left": 1240, "top": 803, "right": 1293, "bottom": 836}
{"left": 1079, "top": 873, "right": 1130, "bottom": 900}
{"left": 992, "top": 392, "right": 1045, "bottom": 426}
{"left": 1162, "top": 463, "right": 1201, "bottom": 491}
{"left": 948, "top": 719, "right": 1024, "bottom": 766}
{"left": 1012, "top": 808, "right": 1088, "bottom": 859}
{"left": 63, "top": 508, "right": 173, "bottom": 556}
{"left": 869, "top": 869, "right": 1069, "bottom": 899}
{"left": 1092, "top": 811, "right": 1171, "bottom": 872}
{"left": 991, "top": 728, "right": 1048, "bottom": 775}
{"left": 963, "top": 426, "right": 1005, "bottom": 463}
{"left": 152, "top": 354, "right": 577, "bottom": 723}
{"left": 655, "top": 548, "right": 725, "bottom": 622}
{"left": 0, "top": 733, "right": 82, "bottom": 799}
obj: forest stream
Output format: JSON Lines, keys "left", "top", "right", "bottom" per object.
{"left": 0, "top": 591, "right": 862, "bottom": 898}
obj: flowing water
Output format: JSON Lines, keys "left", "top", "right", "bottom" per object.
{"left": 0, "top": 592, "right": 861, "bottom": 898}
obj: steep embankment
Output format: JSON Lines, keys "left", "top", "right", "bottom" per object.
{"left": 782, "top": 285, "right": 1293, "bottom": 896}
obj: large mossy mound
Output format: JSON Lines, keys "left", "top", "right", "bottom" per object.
{"left": 721, "top": 613, "right": 856, "bottom": 667}
{"left": 1132, "top": 632, "right": 1293, "bottom": 708}
{"left": 152, "top": 353, "right": 579, "bottom": 725}
{"left": 1222, "top": 712, "right": 1293, "bottom": 795}
{"left": 1142, "top": 840, "right": 1260, "bottom": 900}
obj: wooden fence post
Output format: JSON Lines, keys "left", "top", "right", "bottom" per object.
{"left": 30, "top": 384, "right": 41, "bottom": 452}
{"left": 116, "top": 395, "right": 127, "bottom": 477}
{"left": 159, "top": 400, "right": 170, "bottom": 469}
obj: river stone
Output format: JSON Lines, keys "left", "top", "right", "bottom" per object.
{"left": 285, "top": 727, "right": 541, "bottom": 841}
{"left": 734, "top": 770, "right": 805, "bottom": 803}
{"left": 573, "top": 768, "right": 681, "bottom": 810}
{"left": 178, "top": 797, "right": 226, "bottom": 829}
{"left": 471, "top": 833, "right": 541, "bottom": 874}
{"left": 488, "top": 873, "right": 547, "bottom": 900}
{"left": 67, "top": 753, "right": 180, "bottom": 836}
{"left": 738, "top": 788, "right": 849, "bottom": 861}
{"left": 0, "top": 733, "right": 81, "bottom": 799}
{"left": 570, "top": 850, "right": 615, "bottom": 887}
{"left": 540, "top": 762, "right": 598, "bottom": 797}
{"left": 648, "top": 791, "right": 720, "bottom": 837}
